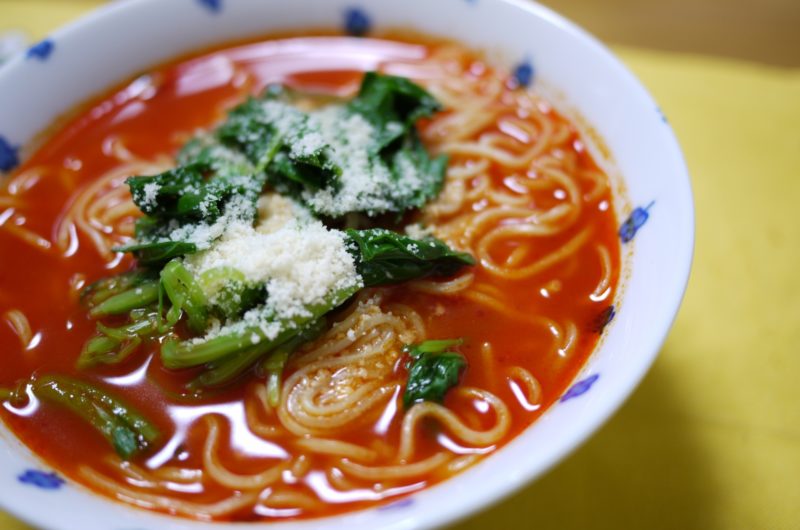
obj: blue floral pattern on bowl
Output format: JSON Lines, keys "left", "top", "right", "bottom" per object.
{"left": 619, "top": 201, "right": 654, "bottom": 243}
{"left": 344, "top": 7, "right": 371, "bottom": 37}
{"left": 591, "top": 305, "right": 616, "bottom": 334}
{"left": 17, "top": 469, "right": 65, "bottom": 490}
{"left": 0, "top": 135, "right": 19, "bottom": 172}
{"left": 378, "top": 497, "right": 415, "bottom": 511}
{"left": 197, "top": 0, "right": 222, "bottom": 13}
{"left": 511, "top": 60, "right": 534, "bottom": 87}
{"left": 26, "top": 39, "right": 54, "bottom": 61}
{"left": 560, "top": 374, "right": 600, "bottom": 402}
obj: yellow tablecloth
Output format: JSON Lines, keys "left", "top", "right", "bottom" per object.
{"left": 2, "top": 2, "right": 798, "bottom": 529}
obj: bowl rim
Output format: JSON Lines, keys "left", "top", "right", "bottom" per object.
{"left": 0, "top": 0, "right": 695, "bottom": 528}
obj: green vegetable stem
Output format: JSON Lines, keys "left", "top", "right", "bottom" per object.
{"left": 6, "top": 374, "right": 160, "bottom": 460}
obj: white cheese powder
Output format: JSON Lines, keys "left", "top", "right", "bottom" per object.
{"left": 261, "top": 100, "right": 423, "bottom": 216}
{"left": 183, "top": 195, "right": 362, "bottom": 343}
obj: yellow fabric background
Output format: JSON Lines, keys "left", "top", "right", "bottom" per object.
{"left": 2, "top": 2, "right": 798, "bottom": 528}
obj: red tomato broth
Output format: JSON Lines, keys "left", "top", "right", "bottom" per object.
{"left": 0, "top": 33, "right": 620, "bottom": 521}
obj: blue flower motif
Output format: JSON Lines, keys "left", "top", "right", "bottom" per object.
{"left": 196, "top": 0, "right": 222, "bottom": 13}
{"left": 344, "top": 7, "right": 371, "bottom": 37}
{"left": 17, "top": 469, "right": 65, "bottom": 490}
{"left": 378, "top": 497, "right": 414, "bottom": 511}
{"left": 0, "top": 135, "right": 19, "bottom": 172}
{"left": 26, "top": 39, "right": 54, "bottom": 61}
{"left": 590, "top": 305, "right": 616, "bottom": 334}
{"left": 619, "top": 201, "right": 654, "bottom": 243}
{"left": 560, "top": 374, "right": 600, "bottom": 403}
{"left": 511, "top": 60, "right": 534, "bottom": 88}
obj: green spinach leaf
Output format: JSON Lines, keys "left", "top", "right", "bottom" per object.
{"left": 403, "top": 339, "right": 467, "bottom": 408}
{"left": 345, "top": 228, "right": 474, "bottom": 286}
{"left": 348, "top": 72, "right": 442, "bottom": 153}
{"left": 119, "top": 143, "right": 266, "bottom": 265}
{"left": 264, "top": 73, "right": 447, "bottom": 217}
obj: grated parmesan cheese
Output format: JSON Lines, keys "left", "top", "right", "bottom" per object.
{"left": 164, "top": 191, "right": 254, "bottom": 250}
{"left": 184, "top": 194, "right": 362, "bottom": 343}
{"left": 141, "top": 182, "right": 160, "bottom": 209}
{"left": 259, "top": 100, "right": 424, "bottom": 217}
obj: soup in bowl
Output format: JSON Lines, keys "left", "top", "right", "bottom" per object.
{"left": 0, "top": 0, "right": 693, "bottom": 529}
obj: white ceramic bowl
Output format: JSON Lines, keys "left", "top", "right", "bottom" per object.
{"left": 0, "top": 0, "right": 693, "bottom": 528}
